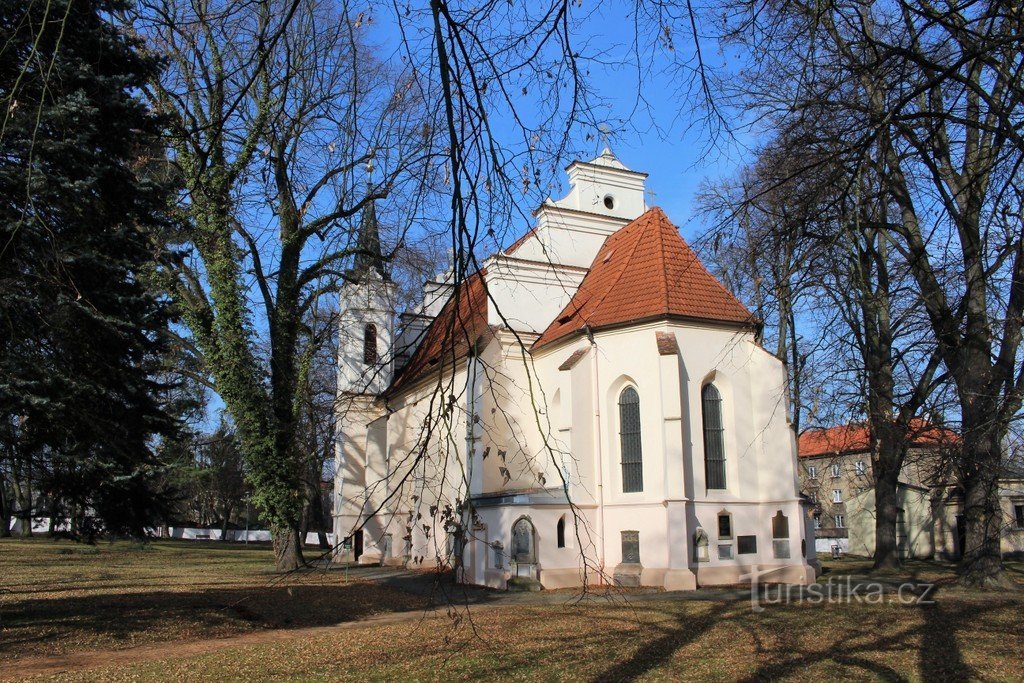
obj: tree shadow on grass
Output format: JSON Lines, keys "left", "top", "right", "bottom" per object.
{"left": 588, "top": 601, "right": 734, "bottom": 682}
{"left": 733, "top": 592, "right": 1017, "bottom": 682}
{"left": 0, "top": 580, "right": 428, "bottom": 659}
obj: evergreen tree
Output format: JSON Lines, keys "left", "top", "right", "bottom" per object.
{"left": 0, "top": 0, "right": 174, "bottom": 537}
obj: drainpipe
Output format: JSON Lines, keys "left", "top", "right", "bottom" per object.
{"left": 587, "top": 326, "right": 606, "bottom": 585}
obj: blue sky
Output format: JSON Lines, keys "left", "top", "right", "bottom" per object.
{"left": 360, "top": 0, "right": 753, "bottom": 245}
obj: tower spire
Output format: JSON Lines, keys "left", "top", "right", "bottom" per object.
{"left": 351, "top": 158, "right": 386, "bottom": 280}
{"left": 351, "top": 200, "right": 386, "bottom": 279}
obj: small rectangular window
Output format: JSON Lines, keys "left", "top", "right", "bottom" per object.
{"left": 832, "top": 489, "right": 843, "bottom": 503}
{"left": 718, "top": 513, "right": 732, "bottom": 539}
{"left": 808, "top": 465, "right": 818, "bottom": 479}
{"left": 855, "top": 461, "right": 866, "bottom": 475}
{"left": 810, "top": 491, "right": 818, "bottom": 503}
{"left": 835, "top": 514, "right": 845, "bottom": 529}
{"left": 813, "top": 513, "right": 822, "bottom": 529}
{"left": 1014, "top": 504, "right": 1024, "bottom": 529}
{"left": 831, "top": 463, "right": 841, "bottom": 478}
{"left": 718, "top": 544, "right": 733, "bottom": 560}
{"left": 737, "top": 535, "right": 757, "bottom": 554}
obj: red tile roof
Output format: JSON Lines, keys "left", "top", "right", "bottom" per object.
{"left": 798, "top": 420, "right": 959, "bottom": 458}
{"left": 388, "top": 270, "right": 491, "bottom": 394}
{"left": 532, "top": 207, "right": 754, "bottom": 350}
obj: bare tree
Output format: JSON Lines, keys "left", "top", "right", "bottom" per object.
{"left": 133, "top": 0, "right": 431, "bottom": 569}
{"left": 716, "top": 0, "right": 1024, "bottom": 585}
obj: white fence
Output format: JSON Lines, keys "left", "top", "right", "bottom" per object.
{"left": 6, "top": 519, "right": 334, "bottom": 547}
{"left": 162, "top": 527, "right": 335, "bottom": 547}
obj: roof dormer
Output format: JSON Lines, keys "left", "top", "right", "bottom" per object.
{"left": 551, "top": 148, "right": 648, "bottom": 221}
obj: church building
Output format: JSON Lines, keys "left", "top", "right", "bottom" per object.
{"left": 334, "top": 150, "right": 817, "bottom": 590}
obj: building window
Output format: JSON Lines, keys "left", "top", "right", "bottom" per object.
{"left": 621, "top": 530, "right": 640, "bottom": 564}
{"left": 737, "top": 535, "right": 757, "bottom": 554}
{"left": 618, "top": 387, "right": 643, "bottom": 493}
{"left": 363, "top": 323, "right": 378, "bottom": 364}
{"left": 772, "top": 511, "right": 790, "bottom": 559}
{"left": 717, "top": 512, "right": 733, "bottom": 539}
{"left": 718, "top": 544, "right": 733, "bottom": 560}
{"left": 808, "top": 465, "right": 818, "bottom": 479}
{"left": 814, "top": 513, "right": 822, "bottom": 529}
{"left": 1014, "top": 504, "right": 1024, "bottom": 529}
{"left": 556, "top": 516, "right": 566, "bottom": 548}
{"left": 831, "top": 463, "right": 841, "bottom": 478}
{"left": 810, "top": 490, "right": 818, "bottom": 503}
{"left": 855, "top": 460, "right": 866, "bottom": 475}
{"left": 835, "top": 514, "right": 845, "bottom": 528}
{"left": 832, "top": 489, "right": 843, "bottom": 503}
{"left": 702, "top": 383, "right": 727, "bottom": 489}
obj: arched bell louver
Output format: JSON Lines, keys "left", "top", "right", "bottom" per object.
{"left": 363, "top": 323, "right": 377, "bottom": 364}
{"left": 618, "top": 387, "right": 643, "bottom": 493}
{"left": 702, "top": 383, "right": 727, "bottom": 489}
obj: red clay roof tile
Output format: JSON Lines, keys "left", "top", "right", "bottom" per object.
{"left": 798, "top": 420, "right": 958, "bottom": 458}
{"left": 532, "top": 207, "right": 753, "bottom": 350}
{"left": 388, "top": 270, "right": 490, "bottom": 394}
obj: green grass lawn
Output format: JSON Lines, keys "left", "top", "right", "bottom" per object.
{"left": 1, "top": 538, "right": 1022, "bottom": 681}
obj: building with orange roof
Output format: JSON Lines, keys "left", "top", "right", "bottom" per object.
{"left": 333, "top": 150, "right": 818, "bottom": 589}
{"left": 797, "top": 422, "right": 1024, "bottom": 559}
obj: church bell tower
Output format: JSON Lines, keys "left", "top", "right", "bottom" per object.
{"left": 337, "top": 197, "right": 396, "bottom": 397}
{"left": 334, "top": 191, "right": 397, "bottom": 563}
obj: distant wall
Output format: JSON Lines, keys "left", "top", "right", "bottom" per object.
{"left": 161, "top": 527, "right": 336, "bottom": 546}
{"left": 4, "top": 520, "right": 335, "bottom": 548}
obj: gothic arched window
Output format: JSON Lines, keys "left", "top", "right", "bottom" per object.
{"left": 363, "top": 323, "right": 377, "bottom": 364}
{"left": 619, "top": 386, "right": 643, "bottom": 493}
{"left": 702, "top": 383, "right": 727, "bottom": 489}
{"left": 556, "top": 516, "right": 566, "bottom": 548}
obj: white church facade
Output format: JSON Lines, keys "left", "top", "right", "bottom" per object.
{"left": 333, "top": 150, "right": 818, "bottom": 590}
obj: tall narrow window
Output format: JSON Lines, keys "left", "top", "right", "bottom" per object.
{"left": 618, "top": 387, "right": 643, "bottom": 492}
{"left": 363, "top": 323, "right": 377, "bottom": 364}
{"left": 556, "top": 516, "right": 566, "bottom": 548}
{"left": 702, "top": 383, "right": 726, "bottom": 489}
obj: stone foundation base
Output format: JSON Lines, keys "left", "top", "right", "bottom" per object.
{"left": 663, "top": 568, "right": 698, "bottom": 591}
{"left": 613, "top": 563, "right": 643, "bottom": 587}
{"left": 696, "top": 563, "right": 815, "bottom": 587}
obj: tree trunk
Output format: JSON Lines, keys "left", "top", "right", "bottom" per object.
{"left": 0, "top": 480, "right": 10, "bottom": 538}
{"left": 273, "top": 525, "right": 305, "bottom": 571}
{"left": 220, "top": 503, "right": 233, "bottom": 542}
{"left": 958, "top": 431, "right": 1010, "bottom": 588}
{"left": 873, "top": 464, "right": 901, "bottom": 570}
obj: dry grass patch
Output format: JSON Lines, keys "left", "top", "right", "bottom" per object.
{"left": 43, "top": 593, "right": 1024, "bottom": 682}
{"left": 0, "top": 538, "right": 426, "bottom": 661}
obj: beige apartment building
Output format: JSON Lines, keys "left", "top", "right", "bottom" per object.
{"left": 798, "top": 422, "right": 1024, "bottom": 559}
{"left": 797, "top": 422, "right": 955, "bottom": 555}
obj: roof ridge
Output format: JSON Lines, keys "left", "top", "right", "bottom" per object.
{"left": 674, "top": 232, "right": 753, "bottom": 319}
{"left": 571, "top": 211, "right": 654, "bottom": 330}
{"left": 655, "top": 209, "right": 671, "bottom": 316}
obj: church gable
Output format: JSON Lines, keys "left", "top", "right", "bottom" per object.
{"left": 533, "top": 207, "right": 754, "bottom": 351}
{"left": 388, "top": 270, "right": 492, "bottom": 394}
